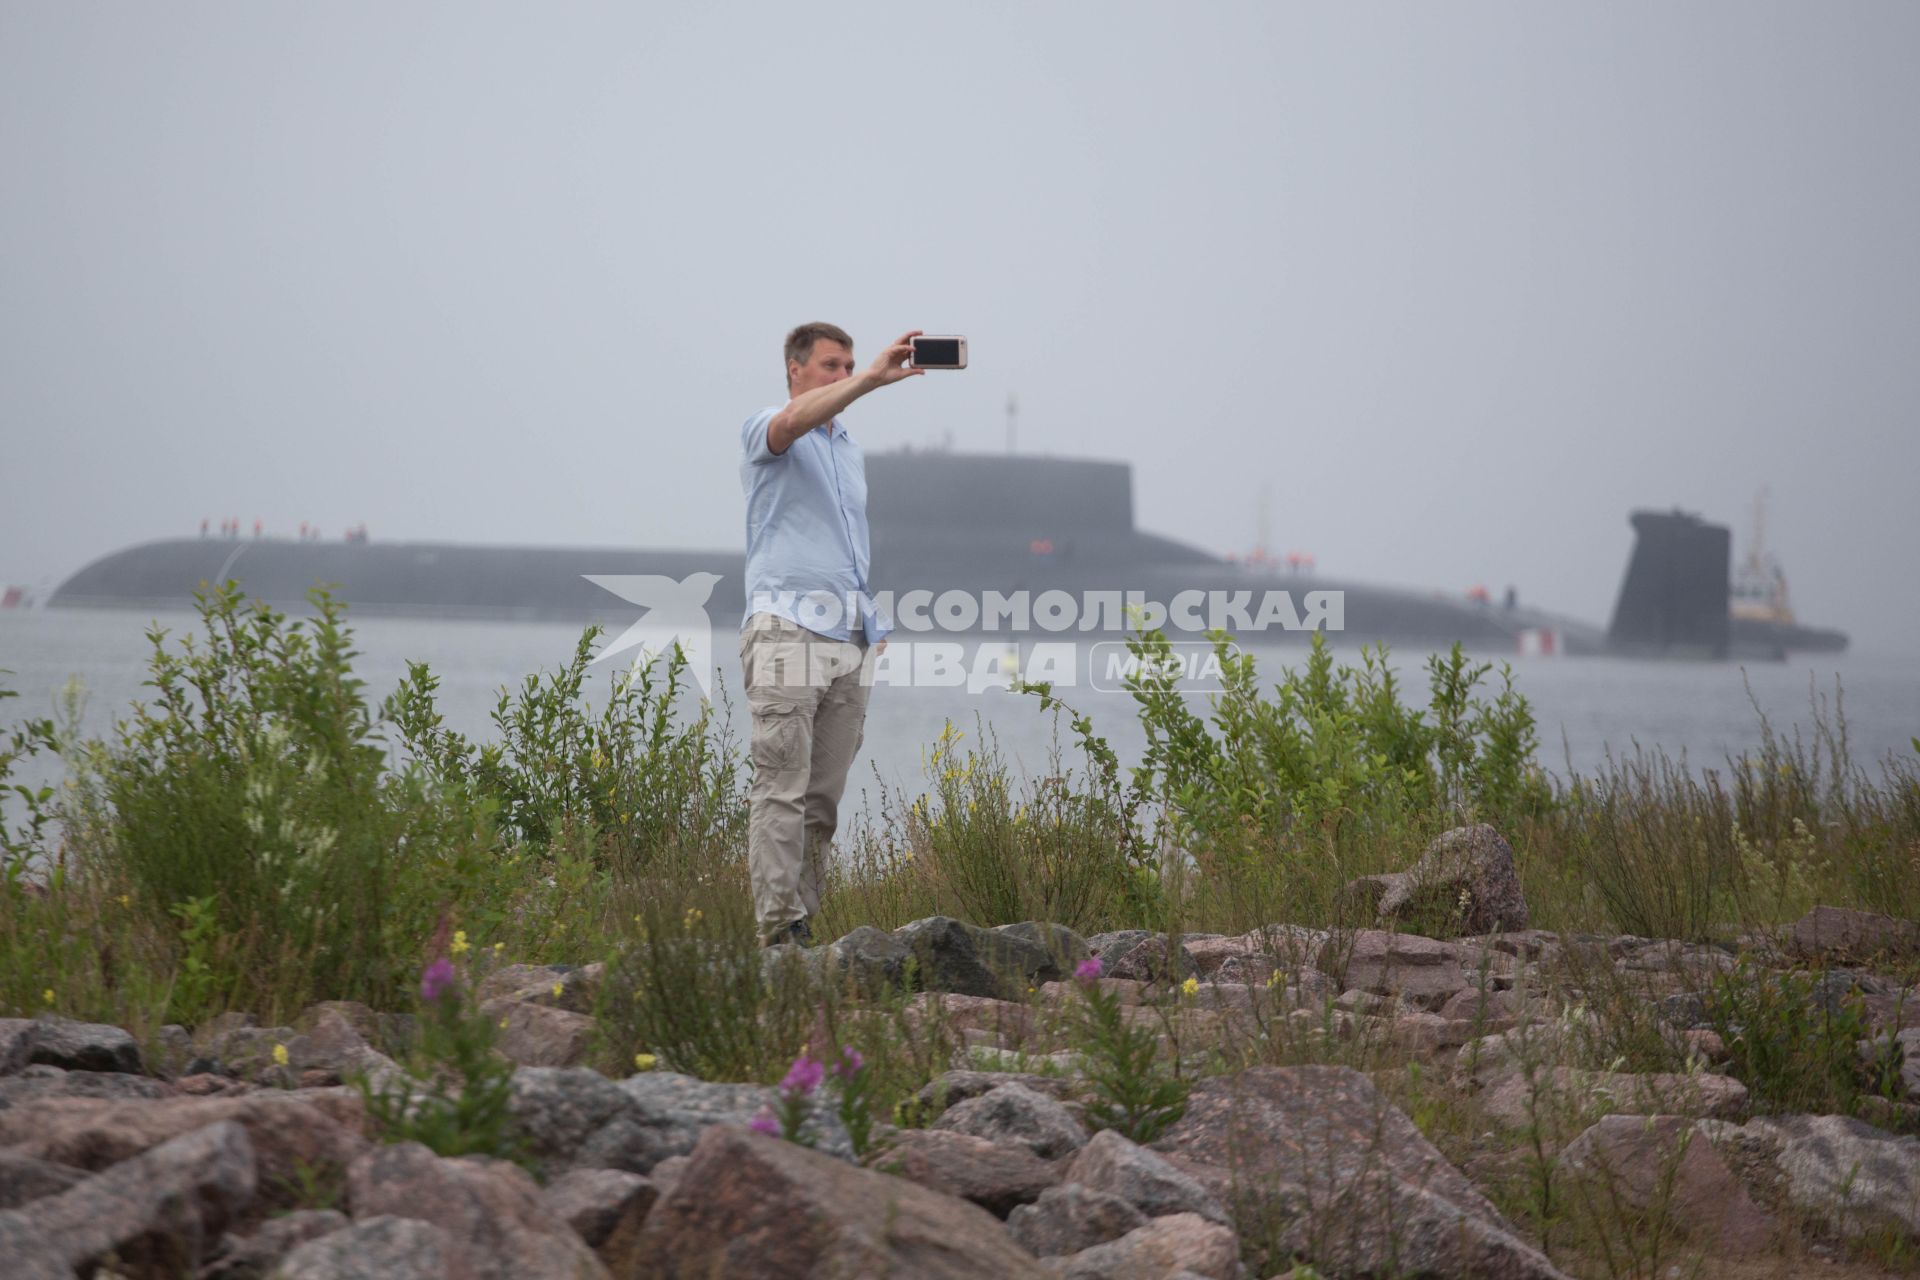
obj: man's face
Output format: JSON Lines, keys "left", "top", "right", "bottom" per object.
{"left": 788, "top": 339, "right": 855, "bottom": 396}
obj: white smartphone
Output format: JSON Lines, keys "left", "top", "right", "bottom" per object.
{"left": 909, "top": 336, "right": 968, "bottom": 369}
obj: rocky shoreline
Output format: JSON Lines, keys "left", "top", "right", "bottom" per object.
{"left": 4, "top": 875, "right": 1920, "bottom": 1275}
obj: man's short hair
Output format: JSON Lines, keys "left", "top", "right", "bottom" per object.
{"left": 784, "top": 322, "right": 854, "bottom": 383}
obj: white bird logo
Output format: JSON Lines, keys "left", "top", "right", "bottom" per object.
{"left": 583, "top": 572, "right": 723, "bottom": 696}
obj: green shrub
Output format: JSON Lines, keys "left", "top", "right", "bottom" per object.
{"left": 386, "top": 632, "right": 746, "bottom": 877}
{"left": 63, "top": 583, "right": 499, "bottom": 1016}
{"left": 1015, "top": 627, "right": 1551, "bottom": 932}
{"left": 1099, "top": 630, "right": 1550, "bottom": 859}
{"left": 0, "top": 676, "right": 55, "bottom": 868}
{"left": 1706, "top": 958, "right": 1903, "bottom": 1123}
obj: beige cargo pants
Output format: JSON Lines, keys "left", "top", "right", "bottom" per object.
{"left": 741, "top": 612, "right": 873, "bottom": 938}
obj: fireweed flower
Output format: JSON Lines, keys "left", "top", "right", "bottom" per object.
{"left": 748, "top": 1107, "right": 780, "bottom": 1136}
{"left": 833, "top": 1047, "right": 864, "bottom": 1080}
{"left": 780, "top": 1053, "right": 825, "bottom": 1099}
{"left": 1074, "top": 957, "right": 1104, "bottom": 984}
{"left": 420, "top": 957, "right": 456, "bottom": 1003}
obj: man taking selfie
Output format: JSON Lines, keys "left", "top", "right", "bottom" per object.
{"left": 738, "top": 322, "right": 921, "bottom": 947}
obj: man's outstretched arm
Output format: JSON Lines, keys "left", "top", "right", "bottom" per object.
{"left": 766, "top": 330, "right": 923, "bottom": 455}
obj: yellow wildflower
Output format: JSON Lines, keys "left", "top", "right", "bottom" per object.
{"left": 117, "top": 893, "right": 131, "bottom": 908}
{"left": 634, "top": 1052, "right": 658, "bottom": 1071}
{"left": 272, "top": 1043, "right": 290, "bottom": 1067}
{"left": 41, "top": 988, "right": 53, "bottom": 1006}
{"left": 1181, "top": 976, "right": 1200, "bottom": 998}
{"left": 684, "top": 907, "right": 704, "bottom": 931}
{"left": 499, "top": 1016, "right": 510, "bottom": 1029}
{"left": 551, "top": 981, "right": 564, "bottom": 999}
{"left": 451, "top": 930, "right": 470, "bottom": 956}
{"left": 493, "top": 942, "right": 506, "bottom": 956}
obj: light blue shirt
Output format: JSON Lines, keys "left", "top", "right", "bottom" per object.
{"left": 739, "top": 406, "right": 892, "bottom": 642}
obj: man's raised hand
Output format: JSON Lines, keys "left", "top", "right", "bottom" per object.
{"left": 869, "top": 330, "right": 926, "bottom": 386}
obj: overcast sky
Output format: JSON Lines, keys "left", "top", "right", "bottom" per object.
{"left": 3, "top": 3, "right": 1915, "bottom": 653}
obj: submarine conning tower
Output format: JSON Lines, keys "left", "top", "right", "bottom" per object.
{"left": 865, "top": 452, "right": 1134, "bottom": 534}
{"left": 1606, "top": 509, "right": 1732, "bottom": 659}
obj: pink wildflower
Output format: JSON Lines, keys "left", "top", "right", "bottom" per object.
{"left": 420, "top": 957, "right": 456, "bottom": 1003}
{"left": 833, "top": 1047, "right": 864, "bottom": 1080}
{"left": 748, "top": 1107, "right": 779, "bottom": 1136}
{"left": 1074, "top": 956, "right": 1104, "bottom": 983}
{"left": 780, "top": 1053, "right": 825, "bottom": 1099}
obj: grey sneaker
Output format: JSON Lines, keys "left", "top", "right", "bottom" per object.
{"left": 762, "top": 918, "right": 814, "bottom": 949}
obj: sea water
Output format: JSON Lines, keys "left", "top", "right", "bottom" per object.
{"left": 2, "top": 608, "right": 1916, "bottom": 828}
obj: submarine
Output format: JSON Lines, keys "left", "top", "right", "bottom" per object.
{"left": 44, "top": 451, "right": 1601, "bottom": 654}
{"left": 45, "top": 451, "right": 1843, "bottom": 660}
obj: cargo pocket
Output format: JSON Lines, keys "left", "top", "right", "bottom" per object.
{"left": 750, "top": 700, "right": 809, "bottom": 774}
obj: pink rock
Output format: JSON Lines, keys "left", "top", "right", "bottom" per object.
{"left": 1182, "top": 936, "right": 1254, "bottom": 976}
{"left": 869, "top": 1127, "right": 1058, "bottom": 1216}
{"left": 1152, "top": 1067, "right": 1568, "bottom": 1279}
{"left": 904, "top": 993, "right": 1035, "bottom": 1043}
{"left": 1560, "top": 1115, "right": 1776, "bottom": 1255}
{"left": 1479, "top": 1069, "right": 1748, "bottom": 1129}
{"left": 1321, "top": 931, "right": 1471, "bottom": 1009}
{"left": 635, "top": 1125, "right": 1050, "bottom": 1277}
{"left": 0, "top": 1092, "right": 366, "bottom": 1210}
{"left": 481, "top": 999, "right": 596, "bottom": 1068}
{"left": 1043, "top": 1211, "right": 1239, "bottom": 1279}
{"left": 348, "top": 1142, "right": 608, "bottom": 1279}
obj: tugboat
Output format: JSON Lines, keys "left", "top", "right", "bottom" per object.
{"left": 1728, "top": 490, "right": 1848, "bottom": 659}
